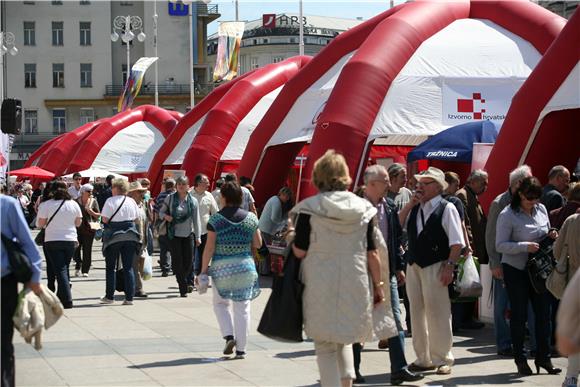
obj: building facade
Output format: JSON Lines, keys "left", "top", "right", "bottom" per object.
{"left": 2, "top": 0, "right": 219, "bottom": 168}
{"left": 535, "top": 1, "right": 578, "bottom": 19}
{"left": 207, "top": 13, "right": 362, "bottom": 75}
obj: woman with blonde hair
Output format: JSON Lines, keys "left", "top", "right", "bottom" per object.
{"left": 291, "top": 150, "right": 384, "bottom": 387}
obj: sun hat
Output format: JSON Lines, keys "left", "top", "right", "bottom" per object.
{"left": 415, "top": 167, "right": 448, "bottom": 191}
{"left": 128, "top": 181, "right": 147, "bottom": 192}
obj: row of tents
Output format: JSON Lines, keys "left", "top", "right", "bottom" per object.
{"left": 25, "top": 0, "right": 579, "bottom": 209}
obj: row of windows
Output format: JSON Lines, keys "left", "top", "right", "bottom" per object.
{"left": 24, "top": 1, "right": 133, "bottom": 5}
{"left": 24, "top": 63, "right": 92, "bottom": 88}
{"left": 23, "top": 21, "right": 91, "bottom": 46}
{"left": 23, "top": 108, "right": 94, "bottom": 134}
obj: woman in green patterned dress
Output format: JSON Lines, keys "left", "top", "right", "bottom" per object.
{"left": 198, "top": 181, "right": 262, "bottom": 359}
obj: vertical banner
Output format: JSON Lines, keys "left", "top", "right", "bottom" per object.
{"left": 0, "top": 133, "right": 10, "bottom": 184}
{"left": 212, "top": 22, "right": 245, "bottom": 82}
{"left": 118, "top": 57, "right": 159, "bottom": 112}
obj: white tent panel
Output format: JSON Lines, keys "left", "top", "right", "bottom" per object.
{"left": 222, "top": 86, "right": 284, "bottom": 161}
{"left": 164, "top": 114, "right": 207, "bottom": 165}
{"left": 92, "top": 121, "right": 165, "bottom": 173}
{"left": 369, "top": 18, "right": 541, "bottom": 140}
{"left": 266, "top": 51, "right": 356, "bottom": 147}
{"left": 540, "top": 62, "right": 580, "bottom": 120}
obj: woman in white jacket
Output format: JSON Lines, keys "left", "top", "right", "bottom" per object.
{"left": 291, "top": 150, "right": 385, "bottom": 387}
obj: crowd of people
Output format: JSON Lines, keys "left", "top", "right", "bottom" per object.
{"left": 1, "top": 156, "right": 579, "bottom": 387}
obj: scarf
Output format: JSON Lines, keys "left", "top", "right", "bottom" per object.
{"left": 168, "top": 192, "right": 195, "bottom": 239}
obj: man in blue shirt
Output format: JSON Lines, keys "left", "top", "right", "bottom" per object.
{"left": 1, "top": 194, "right": 43, "bottom": 387}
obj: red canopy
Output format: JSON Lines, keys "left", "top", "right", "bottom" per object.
{"left": 9, "top": 166, "right": 55, "bottom": 180}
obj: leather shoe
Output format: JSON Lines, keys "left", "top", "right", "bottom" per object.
{"left": 408, "top": 363, "right": 436, "bottom": 372}
{"left": 390, "top": 368, "right": 423, "bottom": 385}
{"left": 378, "top": 339, "right": 389, "bottom": 349}
{"left": 354, "top": 372, "right": 366, "bottom": 384}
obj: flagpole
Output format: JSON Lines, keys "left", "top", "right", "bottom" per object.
{"left": 299, "top": 0, "right": 304, "bottom": 56}
{"left": 153, "top": 0, "right": 159, "bottom": 106}
{"left": 189, "top": 3, "right": 195, "bottom": 108}
{"left": 235, "top": 0, "right": 240, "bottom": 76}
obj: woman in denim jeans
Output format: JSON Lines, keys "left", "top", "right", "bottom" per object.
{"left": 99, "top": 179, "right": 141, "bottom": 306}
{"left": 496, "top": 176, "right": 561, "bottom": 376}
{"left": 37, "top": 181, "right": 82, "bottom": 309}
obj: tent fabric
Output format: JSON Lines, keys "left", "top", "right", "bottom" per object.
{"left": 147, "top": 71, "right": 257, "bottom": 196}
{"left": 180, "top": 56, "right": 311, "bottom": 183}
{"left": 25, "top": 135, "right": 64, "bottom": 168}
{"left": 66, "top": 105, "right": 178, "bottom": 175}
{"left": 482, "top": 7, "right": 580, "bottom": 211}
{"left": 407, "top": 121, "right": 499, "bottom": 163}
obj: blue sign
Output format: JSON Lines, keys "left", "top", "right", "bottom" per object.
{"left": 168, "top": 1, "right": 188, "bottom": 16}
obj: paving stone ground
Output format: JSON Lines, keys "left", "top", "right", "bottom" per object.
{"left": 14, "top": 236, "right": 568, "bottom": 386}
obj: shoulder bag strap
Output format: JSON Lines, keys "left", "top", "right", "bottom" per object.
{"left": 45, "top": 200, "right": 66, "bottom": 229}
{"left": 109, "top": 196, "right": 127, "bottom": 222}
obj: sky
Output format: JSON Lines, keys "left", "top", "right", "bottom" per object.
{"left": 207, "top": 1, "right": 404, "bottom": 34}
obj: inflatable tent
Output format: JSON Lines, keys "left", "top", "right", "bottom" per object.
{"left": 65, "top": 105, "right": 180, "bottom": 176}
{"left": 25, "top": 134, "right": 65, "bottom": 168}
{"left": 238, "top": 0, "right": 565, "bottom": 205}
{"left": 180, "top": 56, "right": 311, "bottom": 184}
{"left": 483, "top": 6, "right": 580, "bottom": 209}
{"left": 147, "top": 70, "right": 259, "bottom": 195}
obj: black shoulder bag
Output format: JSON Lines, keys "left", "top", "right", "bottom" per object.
{"left": 1, "top": 233, "right": 33, "bottom": 283}
{"left": 526, "top": 235, "right": 556, "bottom": 294}
{"left": 34, "top": 200, "right": 66, "bottom": 246}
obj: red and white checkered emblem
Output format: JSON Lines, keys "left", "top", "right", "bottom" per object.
{"left": 457, "top": 93, "right": 486, "bottom": 119}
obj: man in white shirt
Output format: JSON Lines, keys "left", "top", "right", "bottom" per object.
{"left": 189, "top": 174, "right": 219, "bottom": 282}
{"left": 67, "top": 173, "right": 83, "bottom": 200}
{"left": 401, "top": 167, "right": 465, "bottom": 376}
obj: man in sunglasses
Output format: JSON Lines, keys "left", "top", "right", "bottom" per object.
{"left": 68, "top": 173, "right": 83, "bottom": 200}
{"left": 398, "top": 167, "right": 465, "bottom": 376}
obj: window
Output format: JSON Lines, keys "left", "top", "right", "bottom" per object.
{"left": 262, "top": 38, "right": 269, "bottom": 44}
{"left": 80, "top": 63, "right": 92, "bottom": 87}
{"left": 23, "top": 1, "right": 35, "bottom": 4}
{"left": 24, "top": 64, "right": 36, "bottom": 88}
{"left": 289, "top": 37, "right": 297, "bottom": 44}
{"left": 24, "top": 110, "right": 38, "bottom": 134}
{"left": 120, "top": 1, "right": 133, "bottom": 5}
{"left": 79, "top": 108, "right": 94, "bottom": 125}
{"left": 272, "top": 57, "right": 284, "bottom": 63}
{"left": 79, "top": 22, "right": 91, "bottom": 45}
{"left": 53, "top": 63, "right": 64, "bottom": 87}
{"left": 52, "top": 0, "right": 63, "bottom": 4}
{"left": 250, "top": 57, "right": 259, "bottom": 70}
{"left": 52, "top": 109, "right": 66, "bottom": 134}
{"left": 23, "top": 22, "right": 35, "bottom": 46}
{"left": 252, "top": 39, "right": 257, "bottom": 45}
{"left": 80, "top": 0, "right": 90, "bottom": 4}
{"left": 52, "top": 22, "right": 64, "bottom": 46}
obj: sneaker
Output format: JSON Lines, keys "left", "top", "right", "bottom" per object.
{"left": 82, "top": 273, "right": 89, "bottom": 277}
{"left": 99, "top": 296, "right": 114, "bottom": 304}
{"left": 234, "top": 351, "right": 245, "bottom": 360}
{"left": 436, "top": 365, "right": 452, "bottom": 375}
{"left": 223, "top": 339, "right": 236, "bottom": 355}
{"left": 122, "top": 300, "right": 133, "bottom": 305}
{"left": 75, "top": 270, "right": 81, "bottom": 277}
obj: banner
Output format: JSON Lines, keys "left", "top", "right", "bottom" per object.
{"left": 0, "top": 133, "right": 10, "bottom": 185}
{"left": 213, "top": 22, "right": 245, "bottom": 82}
{"left": 118, "top": 57, "right": 159, "bottom": 112}
{"left": 442, "top": 79, "right": 525, "bottom": 126}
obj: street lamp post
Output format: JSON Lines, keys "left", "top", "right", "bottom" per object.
{"left": 111, "top": 15, "right": 146, "bottom": 87}
{"left": 0, "top": 31, "right": 18, "bottom": 188}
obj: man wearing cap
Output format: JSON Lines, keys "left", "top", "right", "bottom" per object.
{"left": 402, "top": 167, "right": 465, "bottom": 375}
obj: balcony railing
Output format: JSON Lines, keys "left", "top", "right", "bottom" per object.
{"left": 196, "top": 3, "right": 219, "bottom": 16}
{"left": 105, "top": 83, "right": 215, "bottom": 97}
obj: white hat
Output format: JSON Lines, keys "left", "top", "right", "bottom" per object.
{"left": 80, "top": 183, "right": 94, "bottom": 193}
{"left": 128, "top": 181, "right": 147, "bottom": 192}
{"left": 415, "top": 167, "right": 448, "bottom": 191}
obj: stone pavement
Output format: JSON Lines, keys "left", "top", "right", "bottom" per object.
{"left": 14, "top": 239, "right": 568, "bottom": 387}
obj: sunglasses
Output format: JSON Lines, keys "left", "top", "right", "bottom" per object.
{"left": 523, "top": 194, "right": 540, "bottom": 201}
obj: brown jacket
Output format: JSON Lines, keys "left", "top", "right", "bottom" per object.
{"left": 554, "top": 213, "right": 580, "bottom": 278}
{"left": 456, "top": 186, "right": 488, "bottom": 264}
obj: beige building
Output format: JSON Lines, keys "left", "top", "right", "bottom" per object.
{"left": 207, "top": 13, "right": 362, "bottom": 75}
{"left": 2, "top": 0, "right": 219, "bottom": 168}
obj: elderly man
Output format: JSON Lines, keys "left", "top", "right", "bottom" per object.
{"left": 401, "top": 167, "right": 465, "bottom": 375}
{"left": 542, "top": 165, "right": 570, "bottom": 212}
{"left": 485, "top": 165, "right": 532, "bottom": 356}
{"left": 154, "top": 178, "right": 176, "bottom": 277}
{"left": 189, "top": 174, "right": 219, "bottom": 285}
{"left": 363, "top": 165, "right": 423, "bottom": 385}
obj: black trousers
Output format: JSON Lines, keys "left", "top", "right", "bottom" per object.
{"left": 74, "top": 232, "right": 95, "bottom": 273}
{"left": 1, "top": 275, "right": 18, "bottom": 387}
{"left": 169, "top": 234, "right": 193, "bottom": 295}
{"left": 503, "top": 263, "right": 551, "bottom": 363}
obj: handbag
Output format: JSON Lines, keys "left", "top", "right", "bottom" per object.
{"left": 156, "top": 195, "right": 172, "bottom": 237}
{"left": 546, "top": 243, "right": 569, "bottom": 299}
{"left": 526, "top": 236, "right": 556, "bottom": 294}
{"left": 88, "top": 221, "right": 101, "bottom": 231}
{"left": 35, "top": 200, "right": 66, "bottom": 246}
{"left": 1, "top": 233, "right": 33, "bottom": 283}
{"left": 257, "top": 242, "right": 304, "bottom": 342}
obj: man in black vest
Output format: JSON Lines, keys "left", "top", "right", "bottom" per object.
{"left": 403, "top": 167, "right": 465, "bottom": 376}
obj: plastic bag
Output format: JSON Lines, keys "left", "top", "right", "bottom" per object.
{"left": 142, "top": 251, "right": 153, "bottom": 281}
{"left": 455, "top": 254, "right": 483, "bottom": 298}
